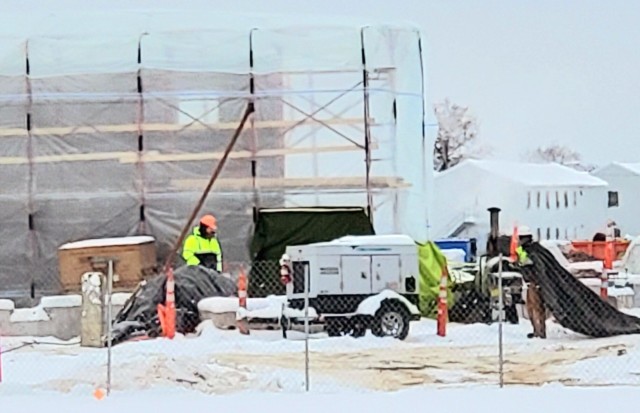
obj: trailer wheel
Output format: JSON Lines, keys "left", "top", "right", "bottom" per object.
{"left": 372, "top": 301, "right": 410, "bottom": 340}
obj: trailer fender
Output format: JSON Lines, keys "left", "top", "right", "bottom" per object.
{"left": 355, "top": 290, "right": 420, "bottom": 317}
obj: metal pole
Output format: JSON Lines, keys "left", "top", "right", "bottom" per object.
{"left": 304, "top": 264, "right": 310, "bottom": 392}
{"left": 106, "top": 259, "right": 114, "bottom": 396}
{"left": 360, "top": 27, "right": 374, "bottom": 224}
{"left": 498, "top": 254, "right": 504, "bottom": 388}
{"left": 162, "top": 101, "right": 255, "bottom": 272}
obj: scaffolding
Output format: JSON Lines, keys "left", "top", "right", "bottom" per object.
{"left": 0, "top": 19, "right": 430, "bottom": 299}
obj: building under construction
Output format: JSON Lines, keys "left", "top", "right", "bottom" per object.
{"left": 0, "top": 8, "right": 431, "bottom": 301}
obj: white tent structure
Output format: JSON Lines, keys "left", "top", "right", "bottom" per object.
{"left": 432, "top": 160, "right": 609, "bottom": 252}
{"left": 592, "top": 162, "right": 640, "bottom": 236}
{"left": 0, "top": 4, "right": 431, "bottom": 299}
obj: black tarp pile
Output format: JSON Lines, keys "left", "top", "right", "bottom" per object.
{"left": 524, "top": 242, "right": 640, "bottom": 338}
{"left": 109, "top": 265, "right": 237, "bottom": 345}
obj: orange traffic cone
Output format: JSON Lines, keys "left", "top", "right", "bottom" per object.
{"left": 158, "top": 267, "right": 176, "bottom": 339}
{"left": 236, "top": 267, "right": 250, "bottom": 335}
{"left": 510, "top": 225, "right": 519, "bottom": 261}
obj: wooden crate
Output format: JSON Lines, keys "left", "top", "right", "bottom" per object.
{"left": 58, "top": 236, "right": 158, "bottom": 292}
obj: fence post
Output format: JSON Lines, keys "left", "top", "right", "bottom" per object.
{"left": 304, "top": 263, "right": 310, "bottom": 392}
{"left": 106, "top": 259, "right": 114, "bottom": 396}
{"left": 601, "top": 241, "right": 613, "bottom": 300}
{"left": 498, "top": 253, "right": 504, "bottom": 388}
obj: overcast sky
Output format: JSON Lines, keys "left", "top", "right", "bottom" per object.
{"left": 7, "top": 0, "right": 640, "bottom": 165}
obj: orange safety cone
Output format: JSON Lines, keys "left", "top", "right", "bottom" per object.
{"left": 510, "top": 225, "right": 519, "bottom": 261}
{"left": 236, "top": 267, "right": 250, "bottom": 335}
{"left": 159, "top": 267, "right": 176, "bottom": 339}
{"left": 436, "top": 266, "right": 449, "bottom": 337}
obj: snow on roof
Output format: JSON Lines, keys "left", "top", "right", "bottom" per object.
{"left": 596, "top": 162, "right": 640, "bottom": 176}
{"left": 59, "top": 236, "right": 155, "bottom": 250}
{"left": 308, "top": 234, "right": 416, "bottom": 247}
{"left": 439, "top": 159, "right": 608, "bottom": 188}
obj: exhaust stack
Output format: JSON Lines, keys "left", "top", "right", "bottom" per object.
{"left": 487, "top": 207, "right": 501, "bottom": 257}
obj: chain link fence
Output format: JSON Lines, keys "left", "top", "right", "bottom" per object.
{"left": 2, "top": 254, "right": 640, "bottom": 394}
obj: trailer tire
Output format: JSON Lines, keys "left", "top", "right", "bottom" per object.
{"left": 371, "top": 300, "right": 411, "bottom": 340}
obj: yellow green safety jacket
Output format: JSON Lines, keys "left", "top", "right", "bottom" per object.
{"left": 181, "top": 226, "right": 223, "bottom": 272}
{"left": 515, "top": 245, "right": 528, "bottom": 264}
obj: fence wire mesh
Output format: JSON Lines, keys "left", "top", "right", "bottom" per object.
{"left": 3, "top": 254, "right": 640, "bottom": 394}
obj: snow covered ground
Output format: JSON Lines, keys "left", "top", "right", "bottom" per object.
{"left": 2, "top": 311, "right": 640, "bottom": 400}
{"left": 1, "top": 385, "right": 639, "bottom": 413}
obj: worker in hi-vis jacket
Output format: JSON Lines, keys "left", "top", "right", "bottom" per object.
{"left": 181, "top": 214, "right": 223, "bottom": 272}
{"left": 515, "top": 226, "right": 547, "bottom": 339}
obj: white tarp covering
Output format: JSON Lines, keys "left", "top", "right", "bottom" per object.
{"left": 0, "top": 4, "right": 429, "bottom": 300}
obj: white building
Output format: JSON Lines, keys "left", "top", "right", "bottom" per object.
{"left": 432, "top": 159, "right": 609, "bottom": 252}
{"left": 592, "top": 162, "right": 640, "bottom": 236}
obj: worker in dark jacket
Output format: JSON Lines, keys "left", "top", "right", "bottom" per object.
{"left": 181, "top": 214, "right": 223, "bottom": 272}
{"left": 515, "top": 226, "right": 547, "bottom": 339}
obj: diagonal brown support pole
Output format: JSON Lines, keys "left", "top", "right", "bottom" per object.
{"left": 163, "top": 101, "right": 255, "bottom": 272}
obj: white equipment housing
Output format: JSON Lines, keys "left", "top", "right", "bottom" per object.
{"left": 285, "top": 234, "right": 419, "bottom": 299}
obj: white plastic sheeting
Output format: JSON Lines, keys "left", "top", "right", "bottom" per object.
{"left": 0, "top": 7, "right": 429, "bottom": 300}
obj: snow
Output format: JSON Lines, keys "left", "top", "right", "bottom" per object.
{"left": 0, "top": 299, "right": 15, "bottom": 311}
{"left": 199, "top": 295, "right": 318, "bottom": 320}
{"left": 356, "top": 290, "right": 421, "bottom": 316}
{"left": 334, "top": 234, "right": 416, "bottom": 245}
{"left": 59, "top": 236, "right": 155, "bottom": 250}
{"left": 9, "top": 306, "right": 50, "bottom": 323}
{"left": 441, "top": 248, "right": 466, "bottom": 263}
{"left": 109, "top": 293, "right": 131, "bottom": 306}
{"left": 2, "top": 311, "right": 640, "bottom": 404}
{"left": 311, "top": 234, "right": 416, "bottom": 247}
{"left": 441, "top": 159, "right": 608, "bottom": 188}
{"left": 40, "top": 295, "right": 82, "bottom": 308}
{"left": 1, "top": 386, "right": 640, "bottom": 413}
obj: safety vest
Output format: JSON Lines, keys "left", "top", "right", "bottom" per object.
{"left": 515, "top": 246, "right": 528, "bottom": 264}
{"left": 181, "top": 226, "right": 223, "bottom": 272}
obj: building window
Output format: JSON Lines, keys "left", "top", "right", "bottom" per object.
{"left": 564, "top": 228, "right": 569, "bottom": 239}
{"left": 564, "top": 191, "right": 569, "bottom": 208}
{"left": 536, "top": 191, "right": 541, "bottom": 208}
{"left": 555, "top": 228, "right": 560, "bottom": 239}
{"left": 536, "top": 228, "right": 541, "bottom": 241}
{"left": 527, "top": 191, "right": 531, "bottom": 209}
{"left": 546, "top": 228, "right": 551, "bottom": 240}
{"left": 546, "top": 191, "right": 550, "bottom": 209}
{"left": 608, "top": 191, "right": 619, "bottom": 208}
{"left": 573, "top": 191, "right": 577, "bottom": 206}
{"left": 555, "top": 191, "right": 560, "bottom": 209}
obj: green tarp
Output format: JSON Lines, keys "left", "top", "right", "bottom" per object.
{"left": 417, "top": 241, "right": 455, "bottom": 319}
{"left": 249, "top": 207, "right": 375, "bottom": 296}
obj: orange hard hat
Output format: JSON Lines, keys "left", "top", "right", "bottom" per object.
{"left": 200, "top": 214, "right": 217, "bottom": 230}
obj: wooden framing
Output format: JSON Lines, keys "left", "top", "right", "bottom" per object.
{"left": 0, "top": 117, "right": 372, "bottom": 138}
{"left": 169, "top": 176, "right": 410, "bottom": 191}
{"left": 0, "top": 143, "right": 378, "bottom": 166}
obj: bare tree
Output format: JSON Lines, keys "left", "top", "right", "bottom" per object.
{"left": 433, "top": 99, "right": 487, "bottom": 171}
{"left": 527, "top": 144, "right": 582, "bottom": 165}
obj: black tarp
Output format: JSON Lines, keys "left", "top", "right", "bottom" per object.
{"left": 110, "top": 265, "right": 237, "bottom": 345}
{"left": 250, "top": 207, "right": 375, "bottom": 261}
{"left": 524, "top": 242, "right": 640, "bottom": 338}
